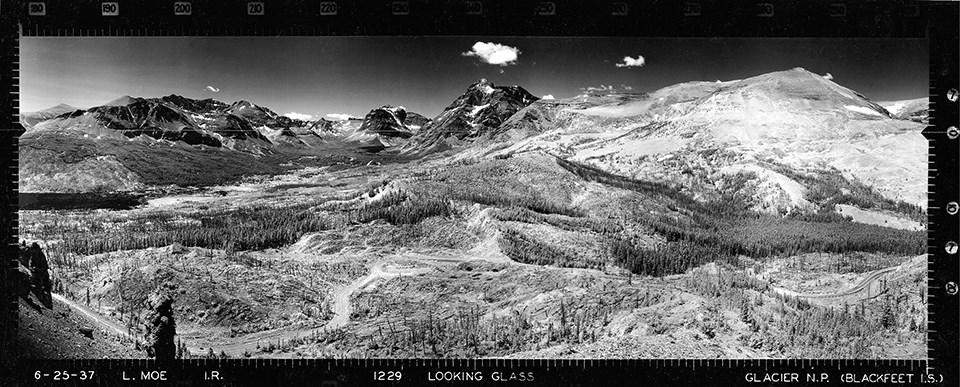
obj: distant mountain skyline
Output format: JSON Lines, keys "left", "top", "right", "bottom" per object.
{"left": 21, "top": 37, "right": 927, "bottom": 117}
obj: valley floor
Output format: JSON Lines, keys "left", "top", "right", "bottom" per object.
{"left": 19, "top": 154, "right": 927, "bottom": 359}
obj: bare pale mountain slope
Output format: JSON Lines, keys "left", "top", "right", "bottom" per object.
{"left": 19, "top": 103, "right": 81, "bottom": 129}
{"left": 488, "top": 68, "right": 925, "bottom": 216}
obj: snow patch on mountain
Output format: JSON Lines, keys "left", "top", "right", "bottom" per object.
{"left": 844, "top": 105, "right": 883, "bottom": 116}
{"left": 576, "top": 136, "right": 691, "bottom": 160}
{"left": 468, "top": 104, "right": 490, "bottom": 117}
{"left": 882, "top": 102, "right": 907, "bottom": 116}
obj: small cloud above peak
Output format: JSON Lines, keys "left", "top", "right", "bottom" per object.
{"left": 205, "top": 85, "right": 220, "bottom": 93}
{"left": 615, "top": 55, "right": 645, "bottom": 68}
{"left": 462, "top": 42, "right": 521, "bottom": 66}
{"left": 283, "top": 112, "right": 313, "bottom": 121}
{"left": 823, "top": 73, "right": 834, "bottom": 80}
{"left": 580, "top": 83, "right": 636, "bottom": 95}
{"left": 582, "top": 84, "right": 614, "bottom": 92}
{"left": 541, "top": 94, "right": 555, "bottom": 100}
{"left": 325, "top": 113, "right": 354, "bottom": 121}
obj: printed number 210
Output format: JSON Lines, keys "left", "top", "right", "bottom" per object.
{"left": 247, "top": 2, "right": 264, "bottom": 15}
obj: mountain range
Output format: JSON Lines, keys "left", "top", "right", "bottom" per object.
{"left": 19, "top": 68, "right": 927, "bottom": 213}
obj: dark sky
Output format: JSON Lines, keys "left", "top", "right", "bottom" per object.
{"left": 21, "top": 37, "right": 928, "bottom": 118}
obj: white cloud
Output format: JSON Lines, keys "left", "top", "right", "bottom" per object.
{"left": 620, "top": 84, "right": 633, "bottom": 91}
{"left": 584, "top": 84, "right": 615, "bottom": 92}
{"left": 461, "top": 42, "right": 521, "bottom": 66}
{"left": 284, "top": 112, "right": 314, "bottom": 120}
{"left": 823, "top": 73, "right": 834, "bottom": 80}
{"left": 615, "top": 55, "right": 645, "bottom": 68}
{"left": 205, "top": 85, "right": 220, "bottom": 93}
{"left": 325, "top": 113, "right": 353, "bottom": 121}
{"left": 541, "top": 95, "right": 555, "bottom": 100}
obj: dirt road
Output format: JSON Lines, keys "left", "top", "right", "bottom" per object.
{"left": 186, "top": 261, "right": 431, "bottom": 356}
{"left": 325, "top": 261, "right": 431, "bottom": 329}
{"left": 52, "top": 293, "right": 132, "bottom": 340}
{"left": 772, "top": 266, "right": 899, "bottom": 301}
{"left": 50, "top": 259, "right": 435, "bottom": 357}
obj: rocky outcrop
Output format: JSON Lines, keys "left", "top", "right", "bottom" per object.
{"left": 143, "top": 289, "right": 176, "bottom": 360}
{"left": 18, "top": 242, "right": 51, "bottom": 308}
{"left": 349, "top": 106, "right": 434, "bottom": 152}
{"left": 358, "top": 106, "right": 416, "bottom": 138}
{"left": 403, "top": 112, "right": 432, "bottom": 132}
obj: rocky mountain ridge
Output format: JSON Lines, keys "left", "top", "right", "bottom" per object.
{"left": 403, "top": 78, "right": 539, "bottom": 153}
{"left": 20, "top": 69, "right": 927, "bottom": 212}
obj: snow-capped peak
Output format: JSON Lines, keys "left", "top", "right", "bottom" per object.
{"left": 471, "top": 79, "right": 495, "bottom": 94}
{"left": 384, "top": 106, "right": 406, "bottom": 116}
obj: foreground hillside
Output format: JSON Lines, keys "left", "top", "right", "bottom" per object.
{"left": 21, "top": 152, "right": 925, "bottom": 359}
{"left": 16, "top": 294, "right": 139, "bottom": 359}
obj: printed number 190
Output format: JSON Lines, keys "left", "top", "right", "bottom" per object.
{"left": 101, "top": 2, "right": 118, "bottom": 16}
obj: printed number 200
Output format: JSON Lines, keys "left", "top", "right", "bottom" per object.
{"left": 174, "top": 2, "right": 192, "bottom": 15}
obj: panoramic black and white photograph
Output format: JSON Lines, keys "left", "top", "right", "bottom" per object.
{"left": 15, "top": 36, "right": 928, "bottom": 359}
